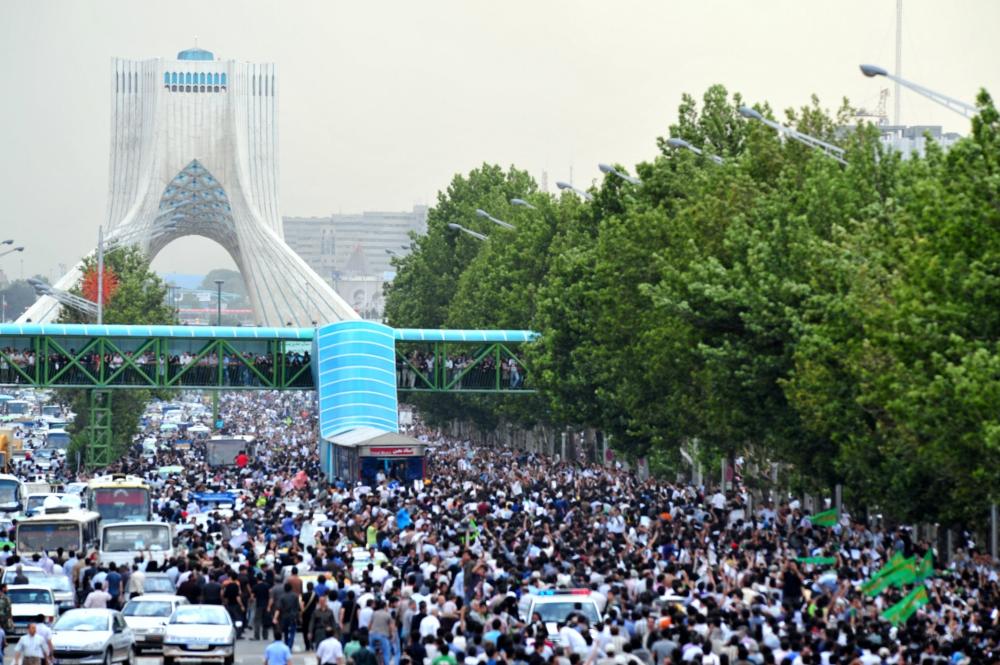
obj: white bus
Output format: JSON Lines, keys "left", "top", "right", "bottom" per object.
{"left": 86, "top": 474, "right": 152, "bottom": 522}
{"left": 15, "top": 508, "right": 101, "bottom": 556}
{"left": 0, "top": 474, "right": 26, "bottom": 514}
{"left": 99, "top": 521, "right": 173, "bottom": 568}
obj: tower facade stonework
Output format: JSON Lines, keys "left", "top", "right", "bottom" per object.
{"left": 21, "top": 47, "right": 358, "bottom": 326}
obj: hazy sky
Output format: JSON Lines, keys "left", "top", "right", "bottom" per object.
{"left": 1, "top": 0, "right": 998, "bottom": 278}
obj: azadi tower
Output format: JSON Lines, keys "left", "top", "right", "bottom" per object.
{"left": 22, "top": 46, "right": 358, "bottom": 326}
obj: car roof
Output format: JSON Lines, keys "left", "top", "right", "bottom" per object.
{"left": 7, "top": 584, "right": 54, "bottom": 593}
{"left": 60, "top": 608, "right": 116, "bottom": 617}
{"left": 6, "top": 565, "right": 44, "bottom": 573}
{"left": 129, "top": 594, "right": 185, "bottom": 602}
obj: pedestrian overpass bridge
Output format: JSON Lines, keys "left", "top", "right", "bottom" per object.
{"left": 0, "top": 321, "right": 537, "bottom": 467}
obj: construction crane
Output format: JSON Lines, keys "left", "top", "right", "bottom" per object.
{"left": 855, "top": 88, "right": 890, "bottom": 126}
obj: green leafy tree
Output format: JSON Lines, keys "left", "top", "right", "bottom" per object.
{"left": 57, "top": 245, "right": 175, "bottom": 466}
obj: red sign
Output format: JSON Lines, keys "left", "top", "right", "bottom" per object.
{"left": 368, "top": 447, "right": 416, "bottom": 457}
{"left": 94, "top": 489, "right": 146, "bottom": 504}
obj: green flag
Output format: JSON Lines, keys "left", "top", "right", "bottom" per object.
{"left": 464, "top": 518, "right": 480, "bottom": 546}
{"left": 915, "top": 550, "right": 934, "bottom": 582}
{"left": 810, "top": 508, "right": 838, "bottom": 528}
{"left": 796, "top": 556, "right": 838, "bottom": 566}
{"left": 861, "top": 553, "right": 910, "bottom": 596}
{"left": 881, "top": 586, "right": 929, "bottom": 626}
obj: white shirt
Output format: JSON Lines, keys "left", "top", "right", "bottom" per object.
{"left": 558, "top": 626, "right": 588, "bottom": 654}
{"left": 316, "top": 636, "right": 345, "bottom": 665}
{"left": 419, "top": 614, "right": 441, "bottom": 638}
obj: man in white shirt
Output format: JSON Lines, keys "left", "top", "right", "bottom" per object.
{"left": 13, "top": 623, "right": 48, "bottom": 665}
{"left": 419, "top": 608, "right": 441, "bottom": 639}
{"left": 83, "top": 582, "right": 111, "bottom": 609}
{"left": 315, "top": 634, "right": 345, "bottom": 665}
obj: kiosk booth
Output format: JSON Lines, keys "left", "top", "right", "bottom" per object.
{"left": 324, "top": 427, "right": 427, "bottom": 486}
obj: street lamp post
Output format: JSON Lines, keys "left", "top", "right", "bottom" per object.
{"left": 739, "top": 106, "right": 847, "bottom": 165}
{"left": 0, "top": 246, "right": 24, "bottom": 260}
{"left": 214, "top": 279, "right": 224, "bottom": 325}
{"left": 555, "top": 181, "right": 593, "bottom": 201}
{"left": 447, "top": 223, "right": 487, "bottom": 241}
{"left": 665, "top": 138, "right": 725, "bottom": 165}
{"left": 860, "top": 64, "right": 977, "bottom": 119}
{"left": 475, "top": 209, "right": 514, "bottom": 229}
{"left": 598, "top": 163, "right": 642, "bottom": 185}
{"left": 510, "top": 198, "right": 535, "bottom": 209}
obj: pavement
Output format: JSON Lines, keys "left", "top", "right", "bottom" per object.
{"left": 3, "top": 636, "right": 321, "bottom": 665}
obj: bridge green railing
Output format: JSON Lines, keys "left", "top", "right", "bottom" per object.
{"left": 0, "top": 324, "right": 532, "bottom": 393}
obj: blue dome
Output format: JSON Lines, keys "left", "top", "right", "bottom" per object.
{"left": 177, "top": 47, "right": 214, "bottom": 61}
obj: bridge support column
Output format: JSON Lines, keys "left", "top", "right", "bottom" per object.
{"left": 86, "top": 389, "right": 114, "bottom": 469}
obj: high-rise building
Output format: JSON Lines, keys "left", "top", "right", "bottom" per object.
{"left": 283, "top": 207, "right": 427, "bottom": 319}
{"left": 21, "top": 46, "right": 357, "bottom": 326}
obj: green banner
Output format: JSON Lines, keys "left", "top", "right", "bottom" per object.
{"left": 881, "top": 586, "right": 929, "bottom": 626}
{"left": 810, "top": 508, "right": 838, "bottom": 527}
{"left": 796, "top": 556, "right": 838, "bottom": 566}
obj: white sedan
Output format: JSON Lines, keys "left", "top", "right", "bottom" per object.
{"left": 162, "top": 604, "right": 237, "bottom": 665}
{"left": 121, "top": 594, "right": 189, "bottom": 653}
{"left": 51, "top": 608, "right": 135, "bottom": 665}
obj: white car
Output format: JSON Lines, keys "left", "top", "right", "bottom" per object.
{"left": 518, "top": 589, "right": 606, "bottom": 649}
{"left": 122, "top": 594, "right": 189, "bottom": 653}
{"left": 51, "top": 608, "right": 135, "bottom": 665}
{"left": 7, "top": 584, "right": 57, "bottom": 638}
{"left": 2, "top": 566, "right": 76, "bottom": 613}
{"left": 162, "top": 604, "right": 236, "bottom": 665}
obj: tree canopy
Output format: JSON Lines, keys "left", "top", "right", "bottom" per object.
{"left": 385, "top": 84, "right": 1000, "bottom": 527}
{"left": 57, "top": 244, "right": 175, "bottom": 464}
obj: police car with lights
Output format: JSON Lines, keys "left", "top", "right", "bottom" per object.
{"left": 518, "top": 589, "right": 606, "bottom": 649}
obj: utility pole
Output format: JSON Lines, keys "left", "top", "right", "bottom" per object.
{"left": 97, "top": 226, "right": 104, "bottom": 324}
{"left": 894, "top": 0, "right": 903, "bottom": 124}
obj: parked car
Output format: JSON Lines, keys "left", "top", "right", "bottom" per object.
{"left": 121, "top": 594, "right": 189, "bottom": 653}
{"left": 51, "top": 608, "right": 135, "bottom": 665}
{"left": 162, "top": 604, "right": 236, "bottom": 665}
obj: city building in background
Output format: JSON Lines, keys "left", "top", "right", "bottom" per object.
{"left": 284, "top": 206, "right": 428, "bottom": 319}
{"left": 878, "top": 125, "right": 962, "bottom": 157}
{"left": 20, "top": 46, "right": 358, "bottom": 327}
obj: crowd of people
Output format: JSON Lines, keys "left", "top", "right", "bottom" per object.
{"left": 1, "top": 389, "right": 998, "bottom": 665}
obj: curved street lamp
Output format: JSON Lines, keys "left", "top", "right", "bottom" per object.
{"left": 598, "top": 163, "right": 642, "bottom": 185}
{"left": 860, "top": 64, "right": 976, "bottom": 119}
{"left": 475, "top": 209, "right": 514, "bottom": 229}
{"left": 665, "top": 138, "right": 724, "bottom": 165}
{"left": 510, "top": 198, "right": 535, "bottom": 209}
{"left": 739, "top": 106, "right": 847, "bottom": 165}
{"left": 555, "top": 181, "right": 593, "bottom": 201}
{"left": 447, "top": 223, "right": 487, "bottom": 241}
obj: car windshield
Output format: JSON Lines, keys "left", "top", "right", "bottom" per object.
{"left": 101, "top": 524, "right": 171, "bottom": 552}
{"left": 34, "top": 574, "right": 72, "bottom": 592}
{"left": 171, "top": 606, "right": 230, "bottom": 625}
{"left": 123, "top": 600, "right": 173, "bottom": 617}
{"left": 8, "top": 589, "right": 53, "bottom": 604}
{"left": 54, "top": 612, "right": 109, "bottom": 631}
{"left": 143, "top": 577, "right": 174, "bottom": 593}
{"left": 532, "top": 601, "right": 600, "bottom": 624}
